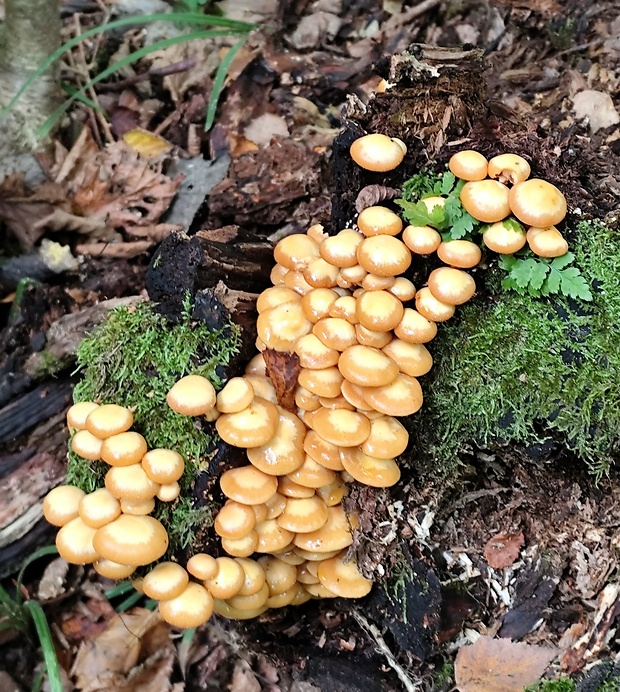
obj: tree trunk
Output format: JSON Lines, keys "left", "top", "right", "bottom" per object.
{"left": 0, "top": 0, "right": 61, "bottom": 156}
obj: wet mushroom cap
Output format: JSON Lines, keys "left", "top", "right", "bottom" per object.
{"left": 312, "top": 317, "right": 358, "bottom": 352}
{"left": 227, "top": 582, "right": 270, "bottom": 611}
{"left": 246, "top": 409, "right": 306, "bottom": 476}
{"left": 349, "top": 133, "right": 406, "bottom": 172}
{"left": 509, "top": 179, "right": 567, "bottom": 227}
{"left": 339, "top": 344, "right": 399, "bottom": 388}
{"left": 277, "top": 496, "right": 329, "bottom": 533}
{"left": 340, "top": 448, "right": 401, "bottom": 487}
{"left": 257, "top": 301, "right": 312, "bottom": 351}
{"left": 85, "top": 404, "right": 134, "bottom": 439}
{"left": 43, "top": 485, "right": 86, "bottom": 527}
{"left": 221, "top": 531, "right": 259, "bottom": 557}
{"left": 298, "top": 367, "right": 345, "bottom": 399}
{"left": 156, "top": 483, "right": 180, "bottom": 503}
{"left": 220, "top": 465, "right": 279, "bottom": 505}
{"left": 166, "top": 375, "right": 216, "bottom": 417}
{"left": 141, "top": 448, "right": 185, "bottom": 484}
{"left": 213, "top": 599, "right": 268, "bottom": 620}
{"left": 394, "top": 308, "right": 438, "bottom": 343}
{"left": 363, "top": 373, "right": 424, "bottom": 417}
{"left": 356, "top": 290, "right": 404, "bottom": 332}
{"left": 142, "top": 561, "right": 190, "bottom": 600}
{"left": 301, "top": 288, "right": 340, "bottom": 322}
{"left": 79, "top": 488, "right": 122, "bottom": 528}
{"left": 100, "top": 431, "right": 148, "bottom": 467}
{"left": 255, "top": 518, "right": 295, "bottom": 553}
{"left": 303, "top": 258, "right": 340, "bottom": 288}
{"left": 56, "top": 517, "right": 99, "bottom": 564}
{"left": 427, "top": 267, "right": 476, "bottom": 306}
{"left": 216, "top": 377, "right": 255, "bottom": 414}
{"left": 311, "top": 407, "right": 372, "bottom": 447}
{"left": 93, "top": 559, "right": 136, "bottom": 580}
{"left": 93, "top": 514, "right": 168, "bottom": 565}
{"left": 105, "top": 464, "right": 160, "bottom": 502}
{"left": 273, "top": 234, "right": 320, "bottom": 270}
{"left": 286, "top": 455, "right": 337, "bottom": 488}
{"left": 66, "top": 402, "right": 99, "bottom": 430}
{"left": 293, "top": 505, "right": 354, "bottom": 553}
{"left": 459, "top": 180, "right": 511, "bottom": 223}
{"left": 236, "top": 557, "right": 267, "bottom": 596}
{"left": 415, "top": 287, "right": 455, "bottom": 322}
{"left": 448, "top": 150, "right": 488, "bottom": 181}
{"left": 278, "top": 477, "right": 316, "bottom": 498}
{"left": 388, "top": 277, "right": 417, "bottom": 303}
{"left": 258, "top": 556, "right": 298, "bottom": 595}
{"left": 356, "top": 236, "right": 412, "bottom": 277}
{"left": 266, "top": 583, "right": 301, "bottom": 608}
{"left": 382, "top": 339, "right": 433, "bottom": 378}
{"left": 159, "top": 582, "right": 214, "bottom": 629}
{"left": 187, "top": 553, "right": 218, "bottom": 581}
{"left": 295, "top": 334, "right": 340, "bottom": 369}
{"left": 71, "top": 429, "right": 104, "bottom": 460}
{"left": 527, "top": 226, "right": 569, "bottom": 257}
{"left": 304, "top": 430, "right": 344, "bottom": 471}
{"left": 205, "top": 557, "right": 246, "bottom": 599}
{"left": 436, "top": 240, "right": 482, "bottom": 269}
{"left": 357, "top": 206, "right": 403, "bottom": 237}
{"left": 120, "top": 497, "right": 156, "bottom": 515}
{"left": 256, "top": 286, "right": 299, "bottom": 314}
{"left": 216, "top": 397, "right": 279, "bottom": 448}
{"left": 487, "top": 153, "right": 531, "bottom": 185}
{"left": 214, "top": 501, "right": 257, "bottom": 539}
{"left": 317, "top": 554, "right": 373, "bottom": 598}
{"left": 482, "top": 219, "right": 526, "bottom": 254}
{"left": 361, "top": 415, "right": 409, "bottom": 459}
{"left": 319, "top": 229, "right": 364, "bottom": 268}
{"left": 402, "top": 225, "right": 442, "bottom": 255}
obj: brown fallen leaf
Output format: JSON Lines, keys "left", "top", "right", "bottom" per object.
{"left": 263, "top": 348, "right": 300, "bottom": 412}
{"left": 484, "top": 531, "right": 525, "bottom": 570}
{"left": 455, "top": 636, "right": 556, "bottom": 692}
{"left": 123, "top": 129, "right": 174, "bottom": 159}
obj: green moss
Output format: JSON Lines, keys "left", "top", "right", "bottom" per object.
{"left": 525, "top": 679, "right": 575, "bottom": 692}
{"left": 415, "top": 221, "right": 620, "bottom": 480}
{"left": 67, "top": 296, "right": 241, "bottom": 549}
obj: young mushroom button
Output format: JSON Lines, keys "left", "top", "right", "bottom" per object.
{"left": 349, "top": 133, "right": 406, "bottom": 172}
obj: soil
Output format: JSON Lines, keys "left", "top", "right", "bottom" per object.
{"left": 1, "top": 0, "right": 620, "bottom": 690}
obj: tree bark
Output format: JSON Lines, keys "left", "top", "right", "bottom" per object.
{"left": 0, "top": 0, "right": 61, "bottom": 155}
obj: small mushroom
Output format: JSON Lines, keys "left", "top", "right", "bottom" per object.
{"left": 317, "top": 553, "right": 373, "bottom": 598}
{"left": 460, "top": 180, "right": 511, "bottom": 223}
{"left": 100, "top": 431, "right": 148, "bottom": 467}
{"left": 482, "top": 219, "right": 526, "bottom": 254}
{"left": 301, "top": 288, "right": 340, "bottom": 323}
{"left": 166, "top": 375, "right": 216, "bottom": 417}
{"left": 92, "top": 559, "right": 136, "bottom": 580}
{"left": 66, "top": 402, "right": 99, "bottom": 431}
{"left": 156, "top": 483, "right": 180, "bottom": 503}
{"left": 216, "top": 397, "right": 279, "bottom": 448}
{"left": 394, "top": 308, "right": 438, "bottom": 343}
{"left": 356, "top": 290, "right": 404, "bottom": 332}
{"left": 214, "top": 501, "right": 257, "bottom": 540}
{"left": 320, "top": 229, "right": 364, "bottom": 268}
{"left": 340, "top": 448, "right": 400, "bottom": 487}
{"left": 427, "top": 267, "right": 476, "bottom": 305}
{"left": 141, "top": 449, "right": 185, "bottom": 484}
{"left": 257, "top": 556, "right": 298, "bottom": 595}
{"left": 79, "top": 488, "right": 121, "bottom": 528}
{"left": 388, "top": 277, "right": 417, "bottom": 303}
{"left": 187, "top": 553, "right": 218, "bottom": 580}
{"left": 159, "top": 582, "right": 214, "bottom": 629}
{"left": 303, "top": 258, "right": 340, "bottom": 288}
{"left": 361, "top": 415, "right": 409, "bottom": 459}
{"left": 286, "top": 455, "right": 337, "bottom": 489}
{"left": 56, "top": 517, "right": 99, "bottom": 564}
{"left": 273, "top": 234, "right": 320, "bottom": 271}
{"left": 293, "top": 505, "right": 354, "bottom": 553}
{"left": 349, "top": 133, "right": 406, "bottom": 172}
{"left": 226, "top": 582, "right": 270, "bottom": 611}
{"left": 204, "top": 557, "right": 245, "bottom": 599}
{"left": 247, "top": 408, "right": 306, "bottom": 476}
{"left": 105, "top": 464, "right": 159, "bottom": 502}
{"left": 304, "top": 430, "right": 345, "bottom": 471}
{"left": 220, "top": 465, "right": 278, "bottom": 505}
{"left": 298, "top": 367, "right": 345, "bottom": 399}
{"left": 236, "top": 557, "right": 267, "bottom": 596}
{"left": 354, "top": 324, "right": 393, "bottom": 349}
{"left": 257, "top": 301, "right": 312, "bottom": 351}
{"left": 93, "top": 515, "right": 168, "bottom": 566}
{"left": 311, "top": 407, "right": 372, "bottom": 447}
{"left": 277, "top": 496, "right": 329, "bottom": 533}
{"left": 509, "top": 179, "right": 567, "bottom": 227}
{"left": 357, "top": 206, "right": 403, "bottom": 237}
{"left": 71, "top": 429, "right": 103, "bottom": 460}
{"left": 255, "top": 519, "right": 295, "bottom": 553}
{"left": 382, "top": 339, "right": 433, "bottom": 378}
{"left": 85, "top": 404, "right": 134, "bottom": 439}
{"left": 526, "top": 226, "right": 569, "bottom": 258}
{"left": 436, "top": 240, "right": 482, "bottom": 269}
{"left": 487, "top": 153, "right": 531, "bottom": 185}
{"left": 120, "top": 497, "right": 156, "bottom": 515}
{"left": 221, "top": 531, "right": 259, "bottom": 557}
{"left": 415, "top": 287, "right": 455, "bottom": 322}
{"left": 339, "top": 344, "right": 399, "bottom": 388}
{"left": 143, "top": 561, "right": 189, "bottom": 600}
{"left": 312, "top": 317, "right": 358, "bottom": 352}
{"left": 363, "top": 373, "right": 423, "bottom": 417}
{"left": 356, "top": 236, "right": 412, "bottom": 277}
{"left": 256, "top": 286, "right": 299, "bottom": 314}
{"left": 43, "top": 485, "right": 86, "bottom": 527}
{"left": 448, "top": 150, "right": 488, "bottom": 181}
{"left": 402, "top": 225, "right": 442, "bottom": 255}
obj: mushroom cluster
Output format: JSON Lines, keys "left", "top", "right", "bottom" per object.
{"left": 43, "top": 133, "right": 572, "bottom": 630}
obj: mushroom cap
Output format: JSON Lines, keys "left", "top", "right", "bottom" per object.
{"left": 420, "top": 196, "right": 446, "bottom": 213}
{"left": 257, "top": 556, "right": 298, "bottom": 595}
{"left": 316, "top": 478, "right": 350, "bottom": 507}
{"left": 363, "top": 373, "right": 423, "bottom": 417}
{"left": 255, "top": 519, "right": 295, "bottom": 553}
{"left": 247, "top": 408, "right": 306, "bottom": 476}
{"left": 236, "top": 558, "right": 267, "bottom": 597}
{"left": 56, "top": 517, "right": 99, "bottom": 564}
{"left": 156, "top": 482, "right": 180, "bottom": 503}
{"left": 142, "top": 561, "right": 189, "bottom": 600}
{"left": 79, "top": 488, "right": 121, "bottom": 528}
{"left": 448, "top": 150, "right": 488, "bottom": 181}
{"left": 349, "top": 133, "right": 406, "bottom": 172}
{"left": 227, "top": 582, "right": 270, "bottom": 611}
{"left": 252, "top": 503, "right": 268, "bottom": 524}
{"left": 43, "top": 485, "right": 86, "bottom": 527}
{"left": 216, "top": 377, "right": 255, "bottom": 414}
{"left": 85, "top": 404, "right": 134, "bottom": 439}
{"left": 257, "top": 301, "right": 312, "bottom": 351}
{"left": 105, "top": 464, "right": 160, "bottom": 502}
{"left": 340, "top": 380, "right": 370, "bottom": 410}
{"left": 436, "top": 240, "right": 482, "bottom": 269}
{"left": 415, "top": 287, "right": 455, "bottom": 322}
{"left": 460, "top": 180, "right": 511, "bottom": 223}
{"left": 166, "top": 375, "right": 216, "bottom": 417}
{"left": 340, "top": 448, "right": 401, "bottom": 487}
{"left": 356, "top": 290, "right": 404, "bottom": 332}
{"left": 92, "top": 559, "right": 136, "bottom": 580}
{"left": 311, "top": 407, "right": 372, "bottom": 447}
{"left": 271, "top": 547, "right": 306, "bottom": 565}
{"left": 304, "top": 430, "right": 344, "bottom": 471}
{"left": 354, "top": 324, "right": 393, "bottom": 349}
{"left": 265, "top": 492, "right": 288, "bottom": 519}
{"left": 317, "top": 554, "right": 373, "bottom": 598}
{"left": 278, "top": 477, "right": 316, "bottom": 499}
{"left": 216, "top": 397, "right": 279, "bottom": 449}
{"left": 298, "top": 367, "right": 345, "bottom": 399}
{"left": 427, "top": 267, "right": 476, "bottom": 306}
{"left": 402, "top": 225, "right": 442, "bottom": 255}
{"left": 101, "top": 431, "right": 148, "bottom": 467}
{"left": 141, "top": 448, "right": 185, "bottom": 484}
{"left": 159, "top": 582, "right": 214, "bottom": 629}
{"left": 487, "top": 153, "right": 531, "bottom": 185}
{"left": 220, "top": 465, "right": 279, "bottom": 505}
{"left": 187, "top": 553, "right": 218, "bottom": 580}
{"left": 304, "top": 583, "right": 339, "bottom": 598}
{"left": 301, "top": 288, "right": 340, "bottom": 322}
{"left": 361, "top": 415, "right": 409, "bottom": 459}
{"left": 277, "top": 496, "right": 329, "bottom": 533}
{"left": 509, "top": 179, "right": 567, "bottom": 227}
{"left": 482, "top": 219, "right": 526, "bottom": 254}
{"left": 312, "top": 317, "right": 358, "bottom": 351}
{"left": 256, "top": 286, "right": 299, "bottom": 314}
{"left": 273, "top": 233, "right": 320, "bottom": 271}
{"left": 270, "top": 263, "right": 289, "bottom": 285}
{"left": 213, "top": 599, "right": 268, "bottom": 620}
{"left": 297, "top": 563, "right": 320, "bottom": 584}
{"left": 93, "top": 514, "right": 168, "bottom": 566}
{"left": 329, "top": 295, "right": 359, "bottom": 324}
{"left": 244, "top": 353, "right": 267, "bottom": 376}
{"left": 214, "top": 500, "right": 257, "bottom": 539}
{"left": 394, "top": 308, "right": 437, "bottom": 343}
{"left": 295, "top": 386, "right": 322, "bottom": 412}
{"left": 382, "top": 339, "right": 433, "bottom": 378}
{"left": 356, "top": 236, "right": 412, "bottom": 277}
{"left": 242, "top": 376, "right": 278, "bottom": 405}
{"left": 71, "top": 429, "right": 103, "bottom": 460}
{"left": 295, "top": 334, "right": 340, "bottom": 369}
{"left": 283, "top": 269, "right": 314, "bottom": 295}
{"left": 293, "top": 547, "right": 342, "bottom": 562}
{"left": 266, "top": 583, "right": 301, "bottom": 608}
{"left": 526, "top": 226, "right": 569, "bottom": 258}
{"left": 66, "top": 402, "right": 99, "bottom": 431}
{"left": 293, "top": 505, "right": 354, "bottom": 553}
{"left": 120, "top": 497, "right": 156, "bottom": 515}
{"left": 318, "top": 395, "right": 354, "bottom": 412}
{"left": 339, "top": 344, "right": 399, "bottom": 388}
{"left": 339, "top": 264, "right": 367, "bottom": 285}
{"left": 388, "top": 277, "right": 417, "bottom": 303}
{"left": 286, "top": 455, "right": 337, "bottom": 489}
{"left": 361, "top": 274, "right": 397, "bottom": 292}
{"left": 205, "top": 557, "right": 245, "bottom": 599}
{"left": 320, "top": 229, "right": 364, "bottom": 268}
{"left": 357, "top": 206, "right": 403, "bottom": 237}
{"left": 221, "top": 530, "right": 259, "bottom": 557}
{"left": 307, "top": 223, "right": 328, "bottom": 244}
{"left": 303, "top": 257, "right": 340, "bottom": 289}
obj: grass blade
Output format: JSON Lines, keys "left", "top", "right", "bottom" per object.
{"left": 0, "top": 13, "right": 253, "bottom": 118}
{"left": 37, "top": 29, "right": 240, "bottom": 140}
{"left": 116, "top": 589, "right": 144, "bottom": 612}
{"left": 23, "top": 601, "right": 64, "bottom": 692}
{"left": 204, "top": 35, "right": 247, "bottom": 132}
{"left": 62, "top": 84, "right": 105, "bottom": 113}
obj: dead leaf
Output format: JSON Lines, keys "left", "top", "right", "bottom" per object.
{"left": 455, "top": 636, "right": 556, "bottom": 692}
{"left": 244, "top": 113, "right": 290, "bottom": 147}
{"left": 123, "top": 129, "right": 173, "bottom": 159}
{"left": 484, "top": 531, "right": 524, "bottom": 570}
{"left": 263, "top": 348, "right": 300, "bottom": 412}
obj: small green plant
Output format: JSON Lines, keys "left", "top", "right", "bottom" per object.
{"left": 0, "top": 547, "right": 63, "bottom": 692}
{"left": 525, "top": 678, "right": 575, "bottom": 692}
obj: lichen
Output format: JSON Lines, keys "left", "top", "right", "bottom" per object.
{"left": 67, "top": 296, "right": 241, "bottom": 551}
{"left": 413, "top": 220, "right": 620, "bottom": 480}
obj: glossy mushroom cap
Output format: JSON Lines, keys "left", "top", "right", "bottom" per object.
{"left": 509, "top": 179, "right": 567, "bottom": 227}
{"left": 56, "top": 517, "right": 99, "bottom": 564}
{"left": 350, "top": 133, "right": 406, "bottom": 172}
{"left": 482, "top": 219, "right": 526, "bottom": 254}
{"left": 394, "top": 308, "right": 437, "bottom": 343}
{"left": 71, "top": 429, "right": 104, "bottom": 460}
{"left": 166, "top": 375, "right": 216, "bottom": 417}
{"left": 402, "top": 225, "right": 442, "bottom": 255}
{"left": 526, "top": 226, "right": 569, "bottom": 258}
{"left": 448, "top": 150, "right": 488, "bottom": 181}
{"left": 216, "top": 377, "right": 255, "bottom": 414}
{"left": 216, "top": 397, "right": 279, "bottom": 448}
{"left": 247, "top": 409, "right": 306, "bottom": 476}
{"left": 460, "top": 180, "right": 511, "bottom": 223}
{"left": 143, "top": 561, "right": 189, "bottom": 600}
{"left": 317, "top": 553, "right": 373, "bottom": 598}
{"left": 340, "top": 448, "right": 401, "bottom": 487}
{"left": 79, "top": 488, "right": 122, "bottom": 528}
{"left": 357, "top": 236, "right": 412, "bottom": 277}
{"left": 339, "top": 344, "right": 399, "bottom": 388}
{"left": 186, "top": 553, "right": 218, "bottom": 580}
{"left": 357, "top": 206, "right": 403, "bottom": 237}
{"left": 100, "top": 431, "right": 148, "bottom": 467}
{"left": 436, "top": 240, "right": 482, "bottom": 269}
{"left": 487, "top": 153, "right": 531, "bottom": 185}
{"left": 85, "top": 404, "right": 134, "bottom": 439}
{"left": 205, "top": 557, "right": 246, "bottom": 599}
{"left": 220, "top": 465, "right": 279, "bottom": 505}
{"left": 66, "top": 402, "right": 99, "bottom": 430}
{"left": 427, "top": 267, "right": 476, "bottom": 306}
{"left": 141, "top": 449, "right": 185, "bottom": 484}
{"left": 43, "top": 485, "right": 86, "bottom": 527}
{"left": 93, "top": 514, "right": 168, "bottom": 566}
{"left": 159, "top": 582, "right": 214, "bottom": 629}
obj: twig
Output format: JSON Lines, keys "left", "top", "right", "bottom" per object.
{"left": 96, "top": 60, "right": 197, "bottom": 92}
{"left": 382, "top": 0, "right": 443, "bottom": 32}
{"left": 351, "top": 610, "right": 420, "bottom": 692}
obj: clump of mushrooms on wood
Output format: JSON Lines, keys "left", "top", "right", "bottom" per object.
{"left": 44, "top": 132, "right": 568, "bottom": 629}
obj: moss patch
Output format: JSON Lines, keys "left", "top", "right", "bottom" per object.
{"left": 67, "top": 296, "right": 241, "bottom": 553}
{"left": 414, "top": 221, "right": 620, "bottom": 480}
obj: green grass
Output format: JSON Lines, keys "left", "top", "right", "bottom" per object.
{"left": 525, "top": 679, "right": 575, "bottom": 692}
{"left": 413, "top": 220, "right": 620, "bottom": 480}
{"left": 68, "top": 297, "right": 241, "bottom": 553}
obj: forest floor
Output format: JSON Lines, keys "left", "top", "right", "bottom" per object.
{"left": 1, "top": 0, "right": 620, "bottom": 690}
